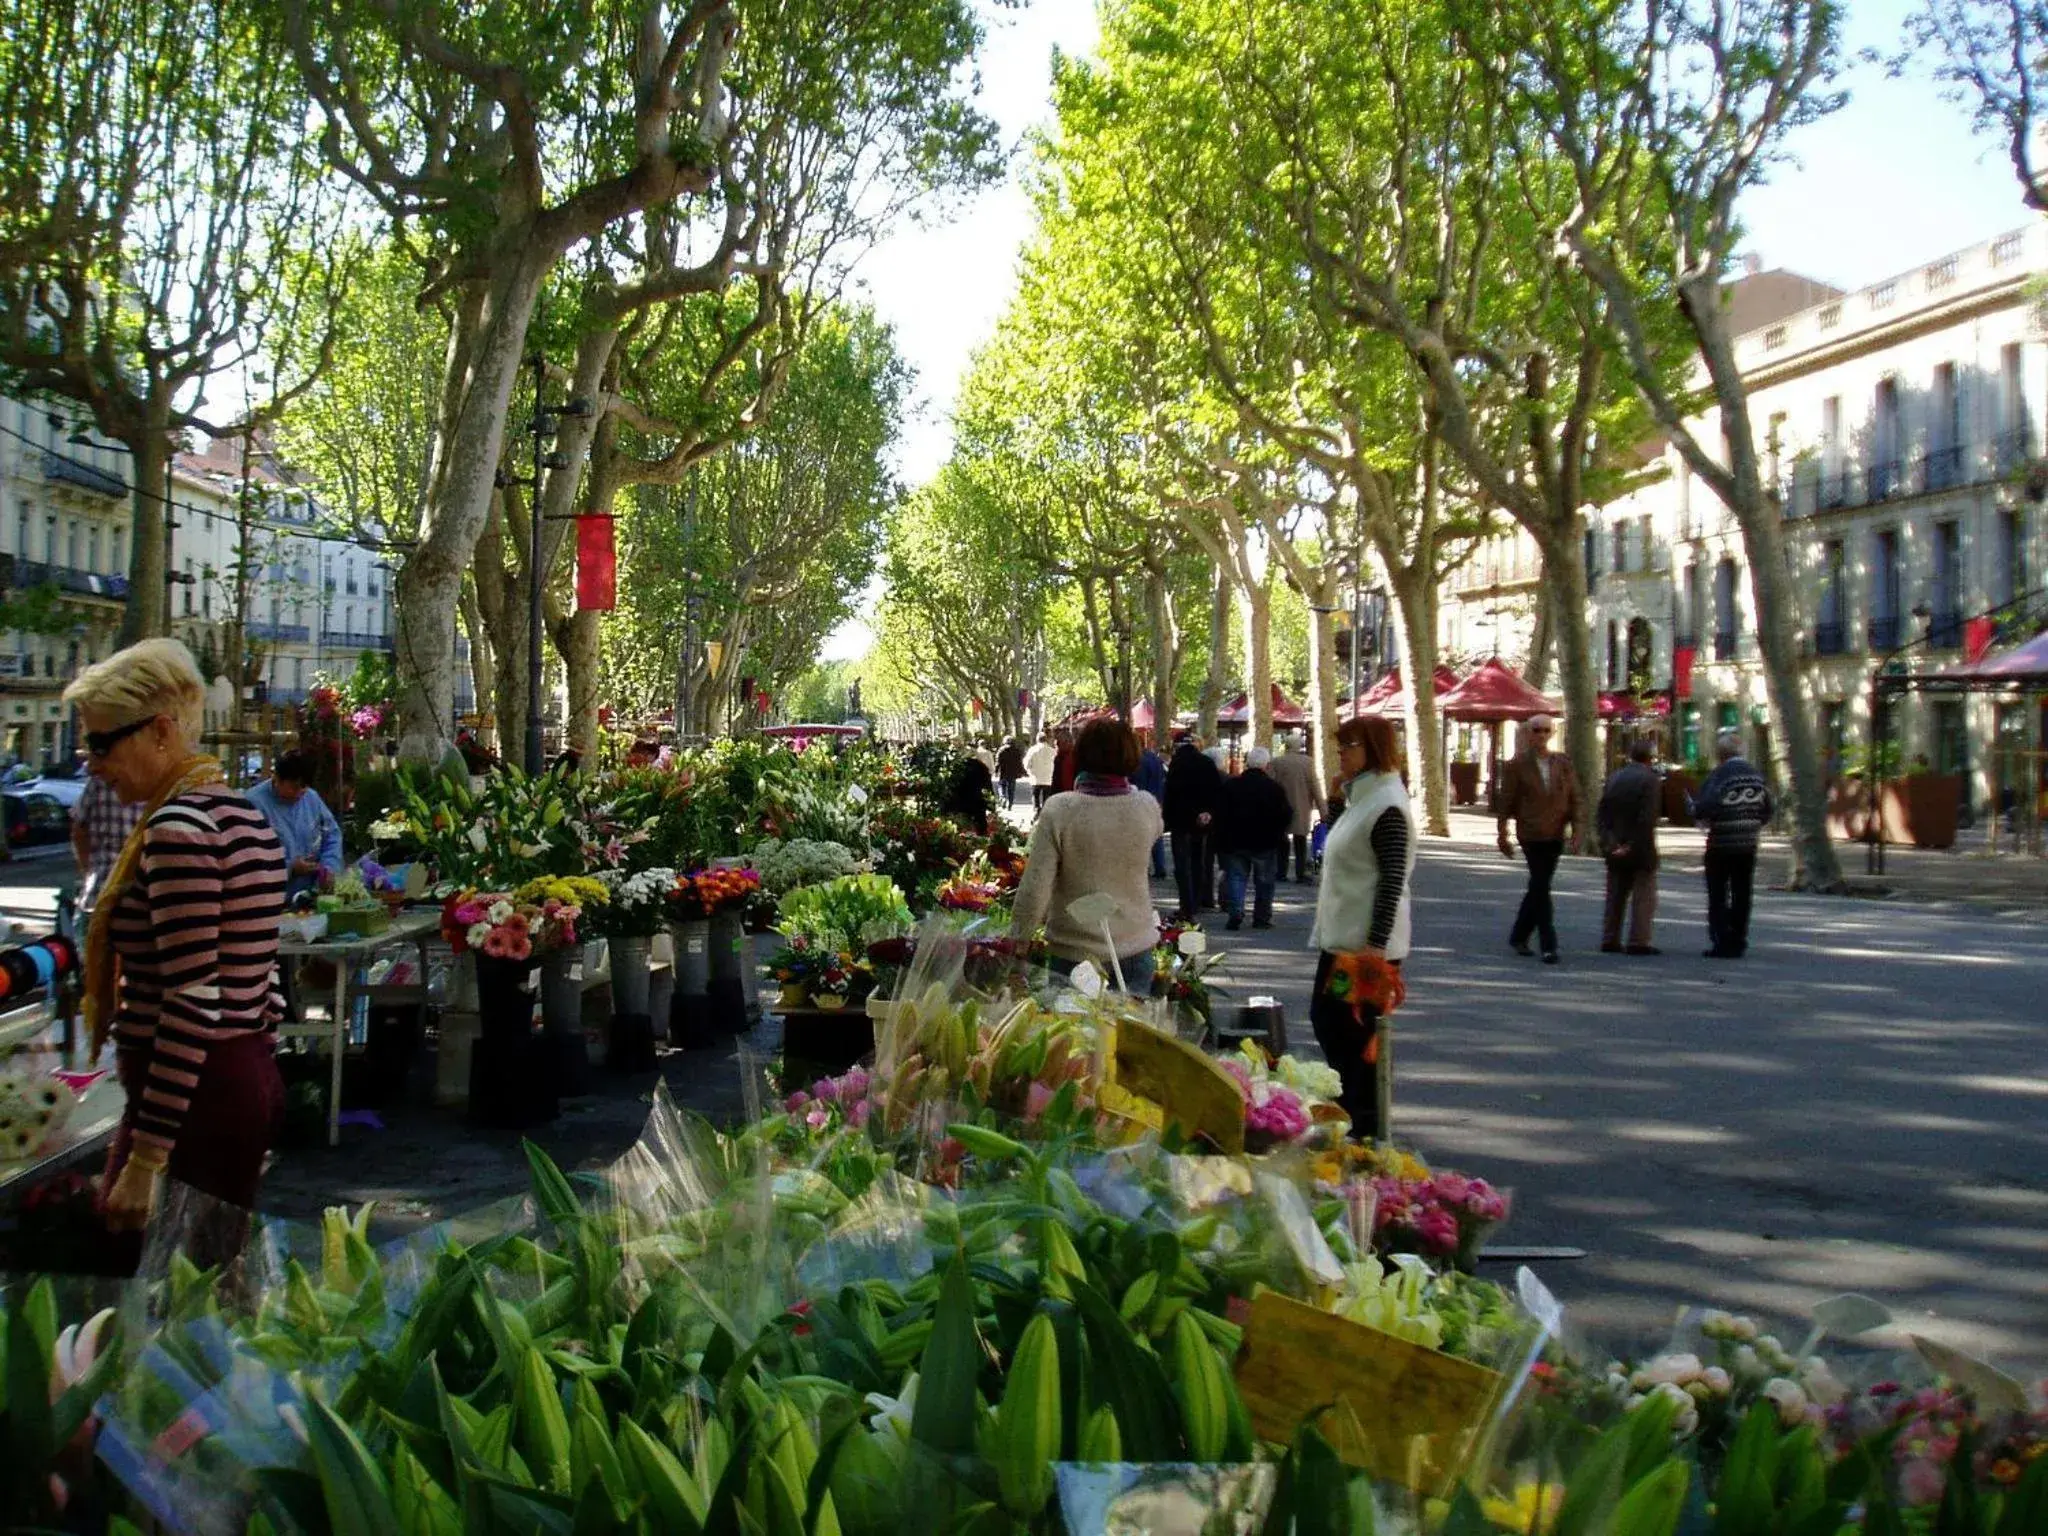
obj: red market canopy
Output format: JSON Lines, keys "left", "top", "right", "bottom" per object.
{"left": 1940, "top": 626, "right": 2048, "bottom": 682}
{"left": 1597, "top": 691, "right": 1672, "bottom": 720}
{"left": 1130, "top": 699, "right": 1156, "bottom": 730}
{"left": 1215, "top": 683, "right": 1308, "bottom": 727}
{"left": 1349, "top": 664, "right": 1461, "bottom": 719}
{"left": 1438, "top": 658, "right": 1563, "bottom": 723}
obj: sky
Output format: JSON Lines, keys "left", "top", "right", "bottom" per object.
{"left": 822, "top": 0, "right": 2030, "bottom": 662}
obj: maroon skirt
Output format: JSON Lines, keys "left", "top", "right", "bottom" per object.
{"left": 108, "top": 1033, "right": 284, "bottom": 1210}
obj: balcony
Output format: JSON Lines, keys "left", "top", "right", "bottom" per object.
{"left": 1922, "top": 443, "right": 1965, "bottom": 493}
{"left": 1927, "top": 609, "right": 1962, "bottom": 649}
{"left": 1868, "top": 613, "right": 1902, "bottom": 650}
{"left": 1995, "top": 429, "right": 2032, "bottom": 475}
{"left": 6, "top": 559, "right": 129, "bottom": 603}
{"left": 1450, "top": 540, "right": 1544, "bottom": 594}
{"left": 245, "top": 621, "right": 311, "bottom": 643}
{"left": 1713, "top": 630, "right": 1737, "bottom": 661}
{"left": 1867, "top": 458, "right": 1904, "bottom": 500}
{"left": 40, "top": 450, "right": 127, "bottom": 500}
{"left": 1814, "top": 621, "right": 1847, "bottom": 656}
{"left": 327, "top": 630, "right": 394, "bottom": 651}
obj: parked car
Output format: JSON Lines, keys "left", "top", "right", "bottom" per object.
{"left": 23, "top": 774, "right": 86, "bottom": 809}
{"left": 3, "top": 790, "right": 70, "bottom": 848}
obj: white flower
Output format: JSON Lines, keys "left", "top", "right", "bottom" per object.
{"left": 1632, "top": 1353, "right": 1703, "bottom": 1390}
{"left": 1761, "top": 1377, "right": 1809, "bottom": 1426}
{"left": 1177, "top": 928, "right": 1207, "bottom": 957}
{"left": 467, "top": 923, "right": 493, "bottom": 949}
{"left": 864, "top": 1372, "right": 917, "bottom": 1442}
{"left": 487, "top": 901, "right": 514, "bottom": 924}
{"left": 1701, "top": 1366, "right": 1732, "bottom": 1395}
{"left": 467, "top": 823, "right": 488, "bottom": 852}
{"left": 1647, "top": 1381, "right": 1700, "bottom": 1438}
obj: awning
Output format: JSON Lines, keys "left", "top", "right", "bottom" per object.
{"left": 1347, "top": 664, "right": 1461, "bottom": 719}
{"left": 1438, "top": 658, "right": 1564, "bottom": 723}
{"left": 1598, "top": 691, "right": 1672, "bottom": 720}
{"left": 1215, "top": 683, "right": 1308, "bottom": 727}
{"left": 1939, "top": 626, "right": 2048, "bottom": 683}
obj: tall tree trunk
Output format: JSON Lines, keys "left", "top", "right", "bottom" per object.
{"left": 393, "top": 251, "right": 552, "bottom": 761}
{"left": 1306, "top": 595, "right": 1339, "bottom": 799}
{"left": 119, "top": 401, "right": 174, "bottom": 644}
{"left": 1384, "top": 561, "right": 1451, "bottom": 837}
{"left": 1524, "top": 576, "right": 1555, "bottom": 686}
{"left": 1541, "top": 529, "right": 1600, "bottom": 852}
{"left": 1198, "top": 565, "right": 1229, "bottom": 739}
{"left": 1147, "top": 563, "right": 1177, "bottom": 748}
{"left": 1240, "top": 574, "right": 1272, "bottom": 752}
{"left": 559, "top": 607, "right": 602, "bottom": 759}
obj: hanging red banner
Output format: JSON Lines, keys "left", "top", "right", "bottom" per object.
{"left": 1964, "top": 616, "right": 1997, "bottom": 663}
{"left": 1672, "top": 645, "right": 1696, "bottom": 700}
{"left": 575, "top": 515, "right": 616, "bottom": 611}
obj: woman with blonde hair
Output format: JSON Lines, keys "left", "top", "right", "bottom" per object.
{"left": 64, "top": 639, "right": 288, "bottom": 1239}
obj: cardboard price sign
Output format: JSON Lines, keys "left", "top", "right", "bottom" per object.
{"left": 1106, "top": 1020, "right": 1245, "bottom": 1155}
{"left": 1233, "top": 1291, "right": 1503, "bottom": 1492}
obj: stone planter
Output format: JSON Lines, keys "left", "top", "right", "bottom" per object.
{"left": 1660, "top": 770, "right": 1697, "bottom": 826}
{"left": 1828, "top": 775, "right": 1964, "bottom": 849}
{"left": 1449, "top": 762, "right": 1480, "bottom": 807}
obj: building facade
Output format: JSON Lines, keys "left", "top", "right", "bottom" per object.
{"left": 1441, "top": 223, "right": 2048, "bottom": 814}
{"left": 0, "top": 402, "right": 407, "bottom": 767}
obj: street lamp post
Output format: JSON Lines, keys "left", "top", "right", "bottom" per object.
{"left": 498, "top": 349, "right": 592, "bottom": 775}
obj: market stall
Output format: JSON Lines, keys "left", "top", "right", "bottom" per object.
{"left": 1438, "top": 658, "right": 1566, "bottom": 810}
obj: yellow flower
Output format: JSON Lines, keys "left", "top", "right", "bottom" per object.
{"left": 1479, "top": 1483, "right": 1562, "bottom": 1534}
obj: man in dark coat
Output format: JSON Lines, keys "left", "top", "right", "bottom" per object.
{"left": 1162, "top": 734, "right": 1225, "bottom": 920}
{"left": 1595, "top": 738, "right": 1662, "bottom": 954}
{"left": 995, "top": 739, "right": 1027, "bottom": 809}
{"left": 1215, "top": 746, "right": 1293, "bottom": 929}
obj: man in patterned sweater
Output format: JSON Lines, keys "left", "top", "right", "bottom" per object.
{"left": 1691, "top": 731, "right": 1774, "bottom": 959}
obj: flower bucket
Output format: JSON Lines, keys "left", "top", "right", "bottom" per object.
{"left": 610, "top": 934, "right": 653, "bottom": 1019}
{"left": 469, "top": 955, "right": 555, "bottom": 1129}
{"left": 776, "top": 982, "right": 809, "bottom": 1010}
{"left": 539, "top": 949, "right": 590, "bottom": 1096}
{"left": 706, "top": 909, "right": 751, "bottom": 1035}
{"left": 670, "top": 919, "right": 712, "bottom": 997}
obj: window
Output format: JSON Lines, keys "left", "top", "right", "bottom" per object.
{"left": 1816, "top": 541, "right": 1846, "bottom": 654}
{"left": 1677, "top": 465, "right": 1694, "bottom": 536}
{"left": 269, "top": 595, "right": 280, "bottom": 626}
{"left": 1606, "top": 620, "right": 1622, "bottom": 688}
{"left": 111, "top": 527, "right": 125, "bottom": 573}
{"left": 65, "top": 520, "right": 80, "bottom": 569}
{"left": 1999, "top": 508, "right": 2027, "bottom": 605}
{"left": 87, "top": 525, "right": 100, "bottom": 573}
{"left": 14, "top": 510, "right": 27, "bottom": 559}
{"left": 1930, "top": 521, "right": 1962, "bottom": 645}
{"left": 1931, "top": 701, "right": 1968, "bottom": 778}
{"left": 1868, "top": 528, "right": 1901, "bottom": 649}
{"left": 1872, "top": 378, "right": 1901, "bottom": 497}
{"left": 1611, "top": 519, "right": 1629, "bottom": 574}
{"left": 182, "top": 558, "right": 195, "bottom": 616}
{"left": 1714, "top": 557, "right": 1739, "bottom": 659}
{"left": 1681, "top": 564, "right": 1702, "bottom": 643}
{"left": 1929, "top": 363, "right": 1961, "bottom": 489}
{"left": 293, "top": 658, "right": 304, "bottom": 691}
{"left": 1584, "top": 525, "right": 1601, "bottom": 581}
{"left": 2001, "top": 343, "right": 2028, "bottom": 468}
{"left": 1766, "top": 411, "right": 1787, "bottom": 489}
{"left": 43, "top": 517, "right": 56, "bottom": 564}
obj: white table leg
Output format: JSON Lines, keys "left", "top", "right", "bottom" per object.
{"left": 329, "top": 963, "right": 348, "bottom": 1148}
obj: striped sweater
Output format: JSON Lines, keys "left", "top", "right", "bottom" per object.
{"left": 109, "top": 784, "right": 287, "bottom": 1155}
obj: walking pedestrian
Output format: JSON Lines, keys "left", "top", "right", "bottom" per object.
{"left": 1052, "top": 731, "right": 1078, "bottom": 795}
{"left": 996, "top": 738, "right": 1027, "bottom": 809}
{"left": 1267, "top": 740, "right": 1326, "bottom": 882}
{"left": 1596, "top": 739, "right": 1661, "bottom": 955}
{"left": 1216, "top": 746, "right": 1292, "bottom": 929}
{"left": 65, "top": 639, "right": 288, "bottom": 1261}
{"left": 939, "top": 751, "right": 996, "bottom": 835}
{"left": 1496, "top": 714, "right": 1578, "bottom": 963}
{"left": 1010, "top": 719, "right": 1162, "bottom": 993}
{"left": 1024, "top": 733, "right": 1057, "bottom": 812}
{"left": 1309, "top": 716, "right": 1414, "bottom": 1143}
{"left": 1162, "top": 733, "right": 1224, "bottom": 921}
{"left": 1135, "top": 738, "right": 1169, "bottom": 879}
{"left": 1692, "top": 731, "right": 1773, "bottom": 958}
{"left": 71, "top": 769, "right": 142, "bottom": 919}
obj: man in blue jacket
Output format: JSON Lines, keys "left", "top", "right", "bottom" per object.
{"left": 247, "top": 748, "right": 344, "bottom": 901}
{"left": 1691, "top": 732, "right": 1774, "bottom": 959}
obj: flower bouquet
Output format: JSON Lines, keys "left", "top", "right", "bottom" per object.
{"left": 511, "top": 875, "right": 607, "bottom": 952}
{"left": 766, "top": 938, "right": 820, "bottom": 1007}
{"left": 1152, "top": 924, "right": 1223, "bottom": 1029}
{"left": 440, "top": 890, "right": 534, "bottom": 963}
{"left": 665, "top": 866, "right": 762, "bottom": 921}
{"left": 1367, "top": 1168, "right": 1510, "bottom": 1271}
{"left": 590, "top": 866, "right": 676, "bottom": 940}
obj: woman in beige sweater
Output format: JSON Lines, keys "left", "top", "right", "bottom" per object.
{"left": 1009, "top": 719, "right": 1162, "bottom": 992}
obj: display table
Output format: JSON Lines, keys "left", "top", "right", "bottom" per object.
{"left": 276, "top": 909, "right": 442, "bottom": 1147}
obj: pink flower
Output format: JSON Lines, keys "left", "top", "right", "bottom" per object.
{"left": 1244, "top": 1085, "right": 1309, "bottom": 1141}
{"left": 1024, "top": 1081, "right": 1056, "bottom": 1121}
{"left": 811, "top": 1077, "right": 839, "bottom": 1103}
{"left": 452, "top": 902, "right": 486, "bottom": 927}
{"left": 847, "top": 1098, "right": 871, "bottom": 1129}
{"left": 785, "top": 1091, "right": 810, "bottom": 1114}
{"left": 503, "top": 932, "right": 532, "bottom": 962}
{"left": 837, "top": 1067, "right": 870, "bottom": 1099}
{"left": 805, "top": 1106, "right": 831, "bottom": 1131}
{"left": 1897, "top": 1457, "right": 1947, "bottom": 1506}
{"left": 1415, "top": 1208, "right": 1460, "bottom": 1254}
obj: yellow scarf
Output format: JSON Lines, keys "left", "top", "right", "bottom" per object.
{"left": 84, "top": 755, "right": 226, "bottom": 1062}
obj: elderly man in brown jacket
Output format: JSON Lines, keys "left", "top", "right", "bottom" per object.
{"left": 1496, "top": 714, "right": 1578, "bottom": 962}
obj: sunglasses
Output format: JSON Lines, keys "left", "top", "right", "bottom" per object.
{"left": 86, "top": 717, "right": 154, "bottom": 759}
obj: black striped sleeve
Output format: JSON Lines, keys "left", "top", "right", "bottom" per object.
{"left": 1365, "top": 807, "right": 1409, "bottom": 951}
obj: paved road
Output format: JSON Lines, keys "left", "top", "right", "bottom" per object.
{"left": 8, "top": 826, "right": 2044, "bottom": 1370}
{"left": 1182, "top": 836, "right": 2048, "bottom": 1373}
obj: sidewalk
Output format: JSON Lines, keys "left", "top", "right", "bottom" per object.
{"left": 1443, "top": 806, "right": 2048, "bottom": 918}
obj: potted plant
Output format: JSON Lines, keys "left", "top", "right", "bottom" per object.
{"left": 765, "top": 938, "right": 817, "bottom": 1010}
{"left": 1448, "top": 749, "right": 1480, "bottom": 807}
{"left": 810, "top": 955, "right": 853, "bottom": 1012}
{"left": 1886, "top": 761, "right": 1963, "bottom": 850}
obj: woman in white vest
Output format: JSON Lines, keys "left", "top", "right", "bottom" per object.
{"left": 1308, "top": 714, "right": 1415, "bottom": 1141}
